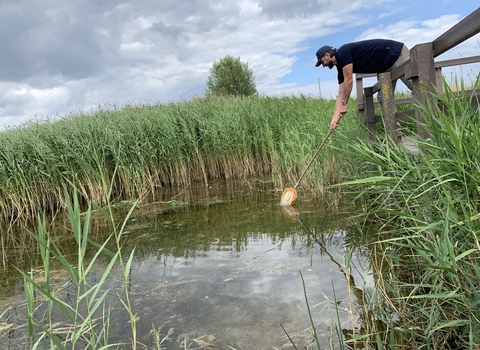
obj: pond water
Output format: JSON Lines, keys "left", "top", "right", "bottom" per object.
{"left": 0, "top": 180, "right": 373, "bottom": 349}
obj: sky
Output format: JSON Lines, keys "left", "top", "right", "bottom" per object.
{"left": 1, "top": 0, "right": 479, "bottom": 130}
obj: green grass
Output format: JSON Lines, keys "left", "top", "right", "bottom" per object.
{"left": 0, "top": 95, "right": 363, "bottom": 227}
{"left": 336, "top": 77, "right": 480, "bottom": 349}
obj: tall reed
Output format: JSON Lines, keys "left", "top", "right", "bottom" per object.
{"left": 17, "top": 188, "right": 136, "bottom": 349}
{"left": 0, "top": 96, "right": 363, "bottom": 228}
{"left": 337, "top": 77, "right": 480, "bottom": 349}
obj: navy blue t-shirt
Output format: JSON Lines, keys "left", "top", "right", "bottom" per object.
{"left": 336, "top": 39, "right": 404, "bottom": 84}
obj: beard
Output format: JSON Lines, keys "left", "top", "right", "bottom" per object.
{"left": 328, "top": 61, "right": 334, "bottom": 69}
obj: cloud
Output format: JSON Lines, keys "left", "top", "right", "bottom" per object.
{"left": 151, "top": 21, "right": 185, "bottom": 39}
{"left": 356, "top": 16, "right": 457, "bottom": 48}
{"left": 0, "top": 1, "right": 107, "bottom": 84}
{"left": 356, "top": 14, "right": 480, "bottom": 60}
{"left": 1, "top": 0, "right": 478, "bottom": 130}
{"left": 378, "top": 7, "right": 408, "bottom": 19}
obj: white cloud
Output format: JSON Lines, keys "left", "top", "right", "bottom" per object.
{"left": 356, "top": 16, "right": 453, "bottom": 48}
{"left": 1, "top": 0, "right": 478, "bottom": 130}
{"left": 378, "top": 7, "right": 407, "bottom": 19}
{"left": 356, "top": 14, "right": 480, "bottom": 60}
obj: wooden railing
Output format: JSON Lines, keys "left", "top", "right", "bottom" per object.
{"left": 355, "top": 6, "right": 480, "bottom": 145}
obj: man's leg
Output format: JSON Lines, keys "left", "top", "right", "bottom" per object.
{"left": 388, "top": 45, "right": 413, "bottom": 91}
{"left": 379, "top": 45, "right": 412, "bottom": 105}
{"left": 387, "top": 45, "right": 413, "bottom": 138}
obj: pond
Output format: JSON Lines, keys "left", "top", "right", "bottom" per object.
{"left": 0, "top": 180, "right": 373, "bottom": 349}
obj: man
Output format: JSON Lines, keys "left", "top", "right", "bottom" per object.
{"left": 315, "top": 39, "right": 412, "bottom": 130}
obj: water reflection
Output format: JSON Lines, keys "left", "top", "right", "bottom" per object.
{"left": 0, "top": 181, "right": 372, "bottom": 349}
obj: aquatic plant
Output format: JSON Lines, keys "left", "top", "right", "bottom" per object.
{"left": 5, "top": 164, "right": 187, "bottom": 349}
{"left": 15, "top": 188, "right": 137, "bottom": 349}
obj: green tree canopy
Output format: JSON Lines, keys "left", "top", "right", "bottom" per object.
{"left": 205, "top": 55, "right": 257, "bottom": 97}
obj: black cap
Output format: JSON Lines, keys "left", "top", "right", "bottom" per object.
{"left": 315, "top": 45, "right": 333, "bottom": 67}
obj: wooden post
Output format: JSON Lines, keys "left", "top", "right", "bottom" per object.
{"left": 406, "top": 42, "right": 436, "bottom": 141}
{"left": 470, "top": 89, "right": 480, "bottom": 111}
{"left": 435, "top": 67, "right": 444, "bottom": 93}
{"left": 356, "top": 75, "right": 366, "bottom": 125}
{"left": 378, "top": 71, "right": 398, "bottom": 145}
{"left": 364, "top": 87, "right": 376, "bottom": 140}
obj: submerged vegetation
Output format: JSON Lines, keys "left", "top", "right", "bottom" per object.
{"left": 0, "top": 95, "right": 362, "bottom": 228}
{"left": 341, "top": 78, "right": 480, "bottom": 349}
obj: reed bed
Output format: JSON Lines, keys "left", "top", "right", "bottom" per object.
{"left": 340, "top": 78, "right": 480, "bottom": 349}
{"left": 0, "top": 95, "right": 362, "bottom": 227}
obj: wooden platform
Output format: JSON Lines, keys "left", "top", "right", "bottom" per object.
{"left": 401, "top": 136, "right": 419, "bottom": 155}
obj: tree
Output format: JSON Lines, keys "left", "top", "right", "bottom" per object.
{"left": 205, "top": 55, "right": 257, "bottom": 97}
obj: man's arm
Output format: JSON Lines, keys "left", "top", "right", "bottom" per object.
{"left": 330, "top": 63, "right": 353, "bottom": 129}
{"left": 341, "top": 63, "right": 353, "bottom": 103}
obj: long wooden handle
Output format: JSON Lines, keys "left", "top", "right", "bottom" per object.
{"left": 293, "top": 128, "right": 333, "bottom": 189}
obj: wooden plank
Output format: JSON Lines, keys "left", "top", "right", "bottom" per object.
{"left": 358, "top": 101, "right": 381, "bottom": 110}
{"left": 356, "top": 73, "right": 376, "bottom": 79}
{"left": 396, "top": 109, "right": 415, "bottom": 122}
{"left": 435, "top": 55, "right": 480, "bottom": 68}
{"left": 433, "top": 7, "right": 480, "bottom": 57}
{"left": 465, "top": 88, "right": 480, "bottom": 98}
{"left": 390, "top": 60, "right": 410, "bottom": 81}
{"left": 401, "top": 136, "right": 419, "bottom": 156}
{"left": 394, "top": 97, "right": 414, "bottom": 105}
{"left": 371, "top": 80, "right": 381, "bottom": 94}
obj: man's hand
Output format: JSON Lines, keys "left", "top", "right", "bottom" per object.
{"left": 330, "top": 104, "right": 348, "bottom": 130}
{"left": 330, "top": 114, "right": 341, "bottom": 130}
{"left": 331, "top": 79, "right": 351, "bottom": 130}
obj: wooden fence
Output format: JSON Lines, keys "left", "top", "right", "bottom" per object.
{"left": 355, "top": 6, "right": 480, "bottom": 147}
